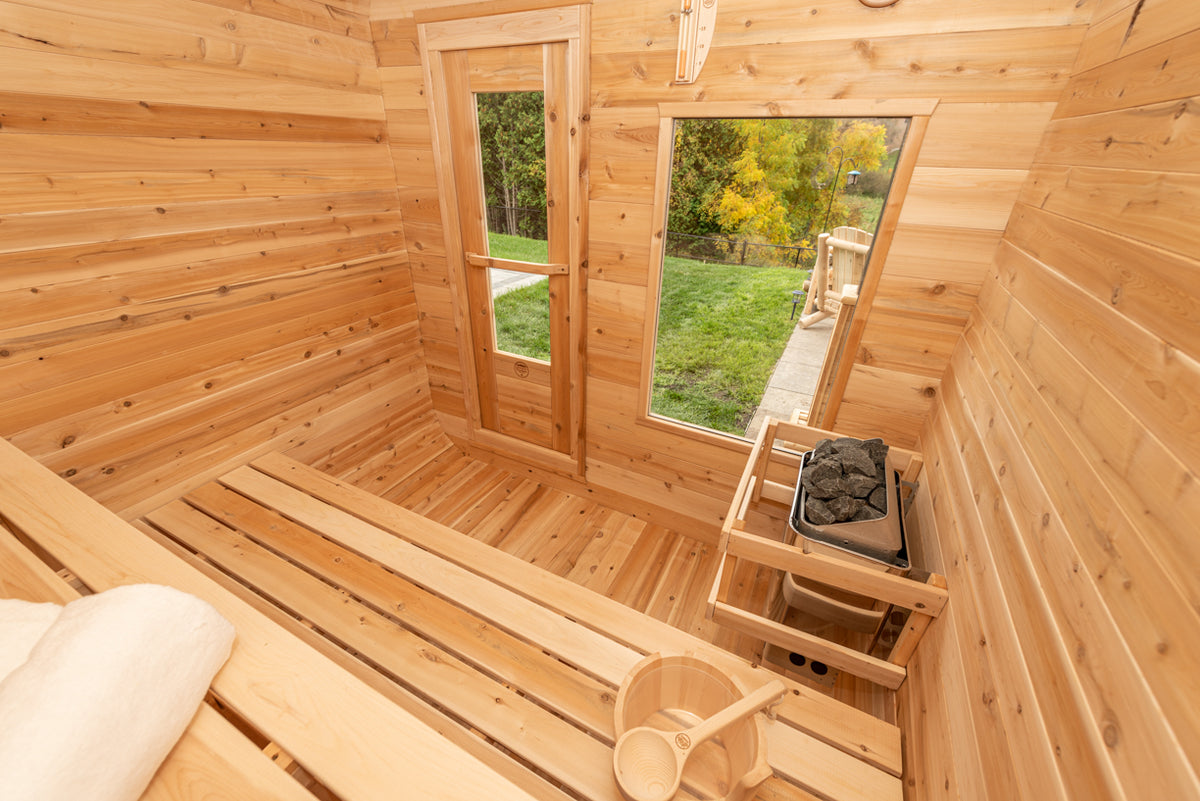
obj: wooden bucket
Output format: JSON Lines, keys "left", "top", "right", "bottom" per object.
{"left": 613, "top": 654, "right": 773, "bottom": 801}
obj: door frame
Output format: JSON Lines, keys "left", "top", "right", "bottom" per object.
{"left": 419, "top": 5, "right": 590, "bottom": 475}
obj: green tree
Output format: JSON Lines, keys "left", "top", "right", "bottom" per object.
{"left": 824, "top": 119, "right": 890, "bottom": 227}
{"left": 667, "top": 119, "right": 744, "bottom": 238}
{"left": 476, "top": 92, "right": 547, "bottom": 237}
{"left": 717, "top": 118, "right": 823, "bottom": 246}
{"left": 714, "top": 118, "right": 888, "bottom": 246}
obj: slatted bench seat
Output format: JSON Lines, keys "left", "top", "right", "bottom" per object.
{"left": 0, "top": 437, "right": 546, "bottom": 801}
{"left": 0, "top": 436, "right": 904, "bottom": 801}
{"left": 0, "top": 522, "right": 316, "bottom": 801}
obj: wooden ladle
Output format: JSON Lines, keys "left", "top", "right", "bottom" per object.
{"left": 612, "top": 679, "right": 787, "bottom": 801}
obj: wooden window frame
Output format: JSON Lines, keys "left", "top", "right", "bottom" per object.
{"left": 637, "top": 99, "right": 936, "bottom": 447}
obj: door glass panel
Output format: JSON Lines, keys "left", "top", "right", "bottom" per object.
{"left": 476, "top": 91, "right": 551, "bottom": 362}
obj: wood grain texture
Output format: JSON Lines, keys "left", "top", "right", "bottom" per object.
{"left": 9, "top": 3, "right": 1197, "bottom": 796}
{"left": 376, "top": 0, "right": 1089, "bottom": 532}
{"left": 912, "top": 1, "right": 1200, "bottom": 797}
{"left": 186, "top": 448, "right": 906, "bottom": 796}
{"left": 0, "top": 438, "right": 538, "bottom": 801}
{"left": 0, "top": 0, "right": 415, "bottom": 517}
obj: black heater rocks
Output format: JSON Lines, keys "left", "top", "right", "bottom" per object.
{"left": 789, "top": 437, "right": 908, "bottom": 568}
{"left": 799, "top": 437, "right": 890, "bottom": 526}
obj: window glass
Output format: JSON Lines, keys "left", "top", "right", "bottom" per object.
{"left": 476, "top": 91, "right": 551, "bottom": 361}
{"left": 650, "top": 116, "right": 910, "bottom": 437}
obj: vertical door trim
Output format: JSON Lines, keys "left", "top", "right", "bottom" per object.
{"left": 419, "top": 6, "right": 589, "bottom": 475}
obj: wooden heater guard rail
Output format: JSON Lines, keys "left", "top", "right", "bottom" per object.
{"left": 708, "top": 419, "right": 948, "bottom": 690}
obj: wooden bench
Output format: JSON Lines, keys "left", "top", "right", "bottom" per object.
{"left": 797, "top": 226, "right": 871, "bottom": 329}
{"left": 0, "top": 437, "right": 545, "bottom": 801}
{"left": 0, "top": 437, "right": 905, "bottom": 801}
{"left": 0, "top": 522, "right": 317, "bottom": 801}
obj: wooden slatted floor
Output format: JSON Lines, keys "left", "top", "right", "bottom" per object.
{"left": 280, "top": 407, "right": 769, "bottom": 659}
{"left": 139, "top": 451, "right": 904, "bottom": 801}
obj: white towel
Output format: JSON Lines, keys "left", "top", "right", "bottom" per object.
{"left": 0, "top": 600, "right": 63, "bottom": 681}
{"left": 0, "top": 584, "right": 236, "bottom": 801}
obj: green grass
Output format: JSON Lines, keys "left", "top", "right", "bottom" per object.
{"left": 490, "top": 232, "right": 551, "bottom": 361}
{"left": 651, "top": 256, "right": 805, "bottom": 435}
{"left": 493, "top": 280, "right": 551, "bottom": 361}
{"left": 489, "top": 231, "right": 549, "bottom": 263}
{"left": 487, "top": 233, "right": 806, "bottom": 436}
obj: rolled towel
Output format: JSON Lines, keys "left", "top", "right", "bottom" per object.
{"left": 0, "top": 600, "right": 63, "bottom": 681}
{"left": 0, "top": 584, "right": 236, "bottom": 801}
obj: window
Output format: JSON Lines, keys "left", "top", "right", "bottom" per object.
{"left": 646, "top": 115, "right": 911, "bottom": 439}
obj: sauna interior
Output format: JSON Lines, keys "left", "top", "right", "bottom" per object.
{"left": 1, "top": 0, "right": 1197, "bottom": 799}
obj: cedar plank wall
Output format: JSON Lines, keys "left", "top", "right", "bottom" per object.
{"left": 372, "top": 0, "right": 1091, "bottom": 533}
{"left": 0, "top": 0, "right": 428, "bottom": 519}
{"left": 904, "top": 0, "right": 1200, "bottom": 798}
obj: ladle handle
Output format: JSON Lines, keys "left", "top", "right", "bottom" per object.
{"left": 685, "top": 680, "right": 787, "bottom": 749}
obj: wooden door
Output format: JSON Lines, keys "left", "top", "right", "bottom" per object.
{"left": 421, "top": 8, "right": 588, "bottom": 474}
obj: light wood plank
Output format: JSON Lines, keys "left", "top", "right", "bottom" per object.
{"left": 1058, "top": 25, "right": 1200, "bottom": 117}
{"left": 897, "top": 167, "right": 1029, "bottom": 231}
{"left": 247, "top": 453, "right": 905, "bottom": 779}
{"left": 217, "top": 464, "right": 645, "bottom": 685}
{"left": 420, "top": 6, "right": 582, "bottom": 51}
{"left": 0, "top": 46, "right": 383, "bottom": 118}
{"left": 0, "top": 437, "right": 537, "bottom": 801}
{"left": 592, "top": 27, "right": 1082, "bottom": 105}
{"left": 468, "top": 253, "right": 568, "bottom": 275}
{"left": 468, "top": 43, "right": 545, "bottom": 91}
{"left": 149, "top": 497, "right": 622, "bottom": 801}
{"left": 591, "top": 0, "right": 1092, "bottom": 56}
{"left": 919, "top": 102, "right": 1057, "bottom": 169}
{"left": 1017, "top": 164, "right": 1200, "bottom": 260}
{"left": 711, "top": 602, "right": 907, "bottom": 690}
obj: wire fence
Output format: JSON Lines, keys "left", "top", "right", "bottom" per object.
{"left": 664, "top": 232, "right": 815, "bottom": 270}
{"left": 486, "top": 207, "right": 817, "bottom": 270}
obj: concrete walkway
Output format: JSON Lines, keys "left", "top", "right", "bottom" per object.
{"left": 744, "top": 316, "right": 835, "bottom": 439}
{"left": 490, "top": 268, "right": 546, "bottom": 297}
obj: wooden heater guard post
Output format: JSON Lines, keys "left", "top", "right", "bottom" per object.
{"left": 707, "top": 418, "right": 948, "bottom": 690}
